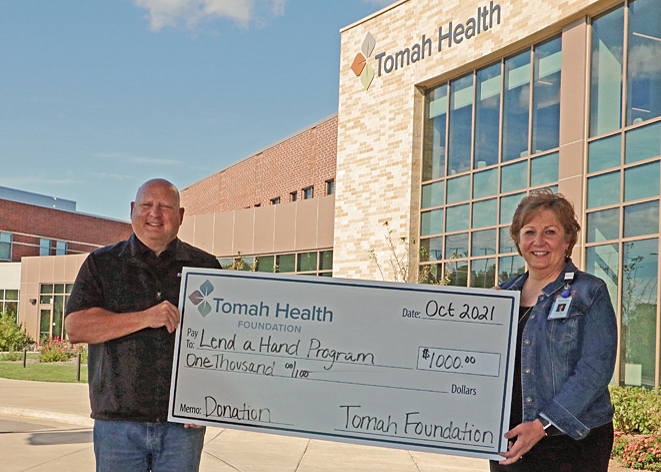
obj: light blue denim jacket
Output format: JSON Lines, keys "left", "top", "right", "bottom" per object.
{"left": 500, "top": 259, "right": 617, "bottom": 440}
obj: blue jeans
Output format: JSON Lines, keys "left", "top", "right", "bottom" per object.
{"left": 93, "top": 420, "right": 205, "bottom": 472}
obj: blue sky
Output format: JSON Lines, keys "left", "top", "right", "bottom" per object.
{"left": 0, "top": 0, "right": 396, "bottom": 221}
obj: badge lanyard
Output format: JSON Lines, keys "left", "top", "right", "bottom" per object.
{"left": 548, "top": 272, "right": 573, "bottom": 320}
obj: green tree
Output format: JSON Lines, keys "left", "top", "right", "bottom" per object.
{"left": 0, "top": 311, "right": 34, "bottom": 352}
{"left": 369, "top": 221, "right": 449, "bottom": 285}
{"left": 220, "top": 252, "right": 260, "bottom": 271}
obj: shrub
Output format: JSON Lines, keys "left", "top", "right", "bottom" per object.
{"left": 38, "top": 337, "right": 74, "bottom": 363}
{"left": 71, "top": 342, "right": 88, "bottom": 364}
{"left": 611, "top": 385, "right": 661, "bottom": 434}
{"left": 619, "top": 434, "right": 661, "bottom": 470}
{"left": 0, "top": 351, "right": 24, "bottom": 361}
{"left": 612, "top": 431, "right": 629, "bottom": 457}
{"left": 0, "top": 312, "right": 33, "bottom": 352}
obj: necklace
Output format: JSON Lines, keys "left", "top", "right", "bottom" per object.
{"left": 519, "top": 306, "right": 533, "bottom": 325}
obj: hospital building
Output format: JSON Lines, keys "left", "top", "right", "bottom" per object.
{"left": 7, "top": 0, "right": 661, "bottom": 388}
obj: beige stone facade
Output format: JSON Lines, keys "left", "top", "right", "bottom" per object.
{"left": 334, "top": 0, "right": 620, "bottom": 281}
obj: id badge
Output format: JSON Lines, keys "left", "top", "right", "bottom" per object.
{"left": 548, "top": 296, "right": 572, "bottom": 319}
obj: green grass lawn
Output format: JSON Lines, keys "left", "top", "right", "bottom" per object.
{"left": 0, "top": 362, "right": 88, "bottom": 383}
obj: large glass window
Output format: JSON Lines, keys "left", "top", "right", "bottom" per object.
{"left": 587, "top": 171, "right": 621, "bottom": 209}
{"left": 498, "top": 255, "right": 525, "bottom": 284}
{"left": 624, "top": 162, "right": 660, "bottom": 202}
{"left": 319, "top": 251, "right": 333, "bottom": 272}
{"left": 590, "top": 6, "right": 624, "bottom": 137}
{"left": 470, "top": 258, "right": 496, "bottom": 288}
{"left": 472, "top": 199, "right": 497, "bottom": 228}
{"left": 423, "top": 85, "right": 448, "bottom": 181}
{"left": 501, "top": 161, "right": 528, "bottom": 193}
{"left": 39, "top": 239, "right": 51, "bottom": 256}
{"left": 446, "top": 205, "right": 469, "bottom": 232}
{"left": 448, "top": 75, "right": 474, "bottom": 175}
{"left": 585, "top": 0, "right": 661, "bottom": 387}
{"left": 420, "top": 237, "right": 443, "bottom": 262}
{"left": 297, "top": 252, "right": 318, "bottom": 272}
{"left": 500, "top": 193, "right": 526, "bottom": 224}
{"left": 475, "top": 64, "right": 501, "bottom": 168}
{"left": 0, "top": 233, "right": 11, "bottom": 261}
{"left": 503, "top": 51, "right": 531, "bottom": 162}
{"left": 621, "top": 238, "right": 658, "bottom": 387}
{"left": 532, "top": 37, "right": 562, "bottom": 153}
{"left": 473, "top": 168, "right": 498, "bottom": 198}
{"left": 589, "top": 134, "right": 621, "bottom": 172}
{"left": 627, "top": 0, "right": 661, "bottom": 126}
{"left": 585, "top": 244, "right": 619, "bottom": 307}
{"left": 38, "top": 284, "right": 71, "bottom": 340}
{"left": 530, "top": 152, "right": 559, "bottom": 187}
{"left": 421, "top": 181, "right": 444, "bottom": 209}
{"left": 626, "top": 121, "right": 661, "bottom": 164}
{"left": 445, "top": 233, "right": 469, "bottom": 259}
{"left": 256, "top": 256, "right": 275, "bottom": 273}
{"left": 587, "top": 208, "right": 620, "bottom": 243}
{"left": 472, "top": 229, "right": 497, "bottom": 257}
{"left": 421, "top": 38, "right": 562, "bottom": 289}
{"left": 276, "top": 254, "right": 296, "bottom": 273}
{"left": 623, "top": 201, "right": 659, "bottom": 238}
{"left": 0, "top": 289, "right": 18, "bottom": 318}
{"left": 223, "top": 250, "right": 332, "bottom": 277}
{"left": 421, "top": 209, "right": 444, "bottom": 236}
{"left": 447, "top": 175, "right": 470, "bottom": 204}
{"left": 56, "top": 241, "right": 67, "bottom": 256}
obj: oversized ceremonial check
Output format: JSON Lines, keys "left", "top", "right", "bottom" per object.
{"left": 169, "top": 268, "right": 520, "bottom": 461}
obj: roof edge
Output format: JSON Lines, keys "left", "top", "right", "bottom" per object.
{"left": 182, "top": 112, "right": 338, "bottom": 191}
{"left": 340, "top": 0, "right": 410, "bottom": 33}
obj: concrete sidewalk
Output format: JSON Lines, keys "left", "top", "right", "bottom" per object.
{"left": 0, "top": 377, "right": 489, "bottom": 471}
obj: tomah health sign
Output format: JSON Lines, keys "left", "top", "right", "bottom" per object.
{"left": 169, "top": 268, "right": 519, "bottom": 461}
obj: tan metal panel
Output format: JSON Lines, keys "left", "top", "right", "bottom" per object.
{"left": 193, "top": 213, "right": 214, "bottom": 254}
{"left": 52, "top": 255, "right": 66, "bottom": 282}
{"left": 39, "top": 257, "right": 55, "bottom": 284}
{"left": 65, "top": 254, "right": 86, "bottom": 281}
{"left": 213, "top": 211, "right": 235, "bottom": 257}
{"left": 254, "top": 205, "right": 276, "bottom": 254}
{"left": 178, "top": 216, "right": 195, "bottom": 245}
{"left": 233, "top": 209, "right": 255, "bottom": 255}
{"left": 19, "top": 257, "right": 42, "bottom": 340}
{"left": 295, "top": 199, "right": 319, "bottom": 251}
{"left": 274, "top": 203, "right": 296, "bottom": 253}
{"left": 317, "top": 195, "right": 335, "bottom": 249}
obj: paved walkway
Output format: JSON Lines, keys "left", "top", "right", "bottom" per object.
{"left": 0, "top": 378, "right": 488, "bottom": 472}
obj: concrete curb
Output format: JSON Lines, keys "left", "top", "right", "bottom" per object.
{"left": 0, "top": 406, "right": 94, "bottom": 427}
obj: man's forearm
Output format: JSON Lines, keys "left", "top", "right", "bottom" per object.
{"left": 66, "top": 301, "right": 181, "bottom": 344}
{"left": 65, "top": 308, "right": 151, "bottom": 344}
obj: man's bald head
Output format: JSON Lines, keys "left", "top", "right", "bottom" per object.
{"left": 130, "top": 179, "right": 184, "bottom": 255}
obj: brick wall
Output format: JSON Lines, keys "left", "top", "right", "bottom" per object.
{"left": 181, "top": 115, "right": 338, "bottom": 215}
{"left": 0, "top": 199, "right": 133, "bottom": 262}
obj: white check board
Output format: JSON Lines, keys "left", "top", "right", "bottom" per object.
{"left": 169, "top": 269, "right": 519, "bottom": 461}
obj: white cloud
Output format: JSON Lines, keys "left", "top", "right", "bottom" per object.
{"left": 134, "top": 0, "right": 287, "bottom": 31}
{"left": 1, "top": 172, "right": 82, "bottom": 186}
{"left": 95, "top": 152, "right": 184, "bottom": 166}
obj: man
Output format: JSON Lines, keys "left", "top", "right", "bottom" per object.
{"left": 65, "top": 178, "right": 221, "bottom": 472}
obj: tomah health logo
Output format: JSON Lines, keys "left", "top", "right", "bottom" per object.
{"left": 188, "top": 280, "right": 215, "bottom": 317}
{"left": 351, "top": 32, "right": 376, "bottom": 90}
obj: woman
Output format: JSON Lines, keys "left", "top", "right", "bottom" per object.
{"left": 491, "top": 189, "right": 617, "bottom": 471}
